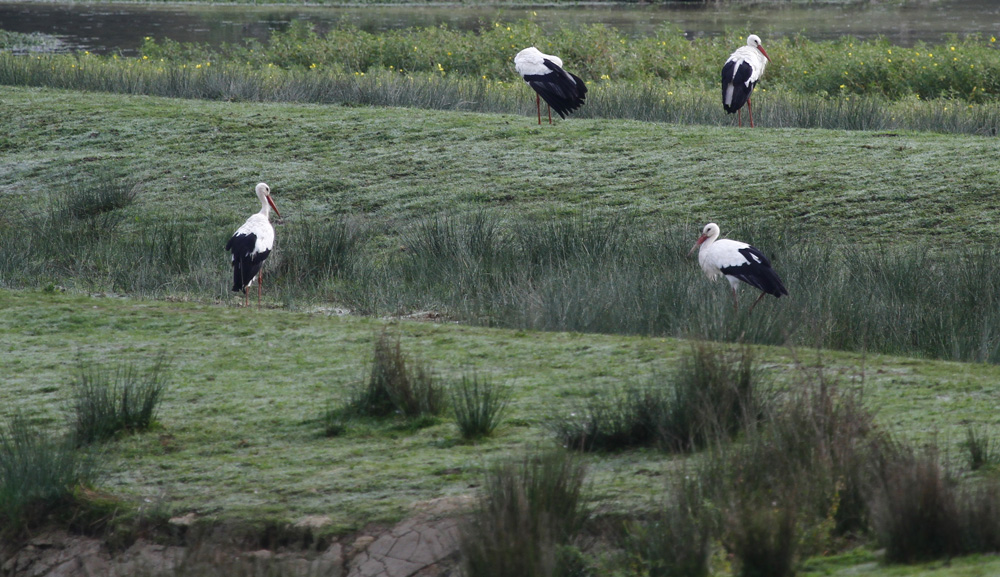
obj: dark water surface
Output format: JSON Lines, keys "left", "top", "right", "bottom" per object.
{"left": 1, "top": 1, "right": 999, "bottom": 55}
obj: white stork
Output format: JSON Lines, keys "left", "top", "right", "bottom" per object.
{"left": 226, "top": 182, "right": 280, "bottom": 307}
{"left": 688, "top": 222, "right": 787, "bottom": 313}
{"left": 514, "top": 47, "right": 587, "bottom": 125}
{"left": 721, "top": 34, "right": 771, "bottom": 128}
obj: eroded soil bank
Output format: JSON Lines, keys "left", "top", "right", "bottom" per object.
{"left": 1, "top": 497, "right": 470, "bottom": 577}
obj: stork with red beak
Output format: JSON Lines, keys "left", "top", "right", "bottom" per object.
{"left": 226, "top": 182, "right": 280, "bottom": 307}
{"left": 689, "top": 222, "right": 787, "bottom": 313}
{"left": 722, "top": 34, "right": 771, "bottom": 127}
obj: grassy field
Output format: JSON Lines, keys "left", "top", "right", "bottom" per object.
{"left": 6, "top": 286, "right": 1000, "bottom": 574}
{"left": 3, "top": 86, "right": 999, "bottom": 243}
{"left": 4, "top": 85, "right": 1000, "bottom": 574}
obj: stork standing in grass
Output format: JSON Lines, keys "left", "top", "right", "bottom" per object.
{"left": 514, "top": 47, "right": 588, "bottom": 124}
{"left": 226, "top": 182, "right": 280, "bottom": 308}
{"left": 689, "top": 222, "right": 787, "bottom": 313}
{"left": 721, "top": 34, "right": 771, "bottom": 127}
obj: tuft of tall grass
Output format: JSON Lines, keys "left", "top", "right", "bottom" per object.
{"left": 870, "top": 443, "right": 1000, "bottom": 562}
{"left": 551, "top": 386, "right": 665, "bottom": 453}
{"left": 552, "top": 343, "right": 767, "bottom": 453}
{"left": 665, "top": 343, "right": 766, "bottom": 451}
{"left": 0, "top": 414, "right": 97, "bottom": 533}
{"left": 61, "top": 171, "right": 139, "bottom": 221}
{"left": 271, "top": 217, "right": 368, "bottom": 292}
{"left": 460, "top": 451, "right": 589, "bottom": 577}
{"left": 339, "top": 330, "right": 445, "bottom": 420}
{"left": 71, "top": 356, "right": 170, "bottom": 445}
{"left": 625, "top": 476, "right": 713, "bottom": 577}
{"left": 760, "top": 365, "right": 879, "bottom": 535}
{"left": 964, "top": 425, "right": 1000, "bottom": 471}
{"left": 450, "top": 374, "right": 510, "bottom": 440}
{"left": 956, "top": 479, "right": 1000, "bottom": 555}
{"left": 724, "top": 493, "right": 799, "bottom": 577}
{"left": 691, "top": 361, "right": 891, "bottom": 573}
{"left": 869, "top": 447, "right": 962, "bottom": 563}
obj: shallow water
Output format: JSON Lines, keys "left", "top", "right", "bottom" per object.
{"left": 0, "top": 1, "right": 999, "bottom": 55}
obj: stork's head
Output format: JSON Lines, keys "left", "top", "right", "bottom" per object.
{"left": 256, "top": 182, "right": 281, "bottom": 219}
{"left": 688, "top": 222, "right": 721, "bottom": 256}
{"left": 747, "top": 34, "right": 770, "bottom": 62}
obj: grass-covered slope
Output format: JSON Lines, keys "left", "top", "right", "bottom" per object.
{"left": 4, "top": 87, "right": 1000, "bottom": 364}
{"left": 3, "top": 86, "right": 999, "bottom": 242}
{"left": 5, "top": 289, "right": 1000, "bottom": 532}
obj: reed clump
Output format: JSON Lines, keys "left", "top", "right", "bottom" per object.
{"left": 71, "top": 356, "right": 170, "bottom": 445}
{"left": 460, "top": 451, "right": 590, "bottom": 577}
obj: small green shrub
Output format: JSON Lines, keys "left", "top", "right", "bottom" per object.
{"left": 450, "top": 374, "right": 509, "bottom": 440}
{"left": 0, "top": 414, "right": 97, "bottom": 533}
{"left": 460, "top": 451, "right": 589, "bottom": 577}
{"left": 72, "top": 356, "right": 170, "bottom": 445}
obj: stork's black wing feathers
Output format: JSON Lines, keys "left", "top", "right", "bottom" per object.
{"left": 721, "top": 60, "right": 756, "bottom": 114}
{"left": 721, "top": 247, "right": 788, "bottom": 297}
{"left": 522, "top": 59, "right": 588, "bottom": 119}
{"left": 226, "top": 232, "right": 271, "bottom": 293}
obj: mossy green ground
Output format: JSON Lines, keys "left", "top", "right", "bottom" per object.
{"left": 4, "top": 86, "right": 1000, "bottom": 574}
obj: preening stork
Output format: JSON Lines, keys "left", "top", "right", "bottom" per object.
{"left": 514, "top": 47, "right": 588, "bottom": 124}
{"left": 226, "top": 182, "right": 281, "bottom": 307}
{"left": 689, "top": 222, "right": 788, "bottom": 313}
{"left": 721, "top": 34, "right": 771, "bottom": 127}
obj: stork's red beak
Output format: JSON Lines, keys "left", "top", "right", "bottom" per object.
{"left": 267, "top": 195, "right": 281, "bottom": 219}
{"left": 757, "top": 46, "right": 771, "bottom": 62}
{"left": 688, "top": 234, "right": 708, "bottom": 257}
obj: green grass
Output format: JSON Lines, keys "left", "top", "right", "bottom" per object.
{"left": 4, "top": 87, "right": 1000, "bottom": 364}
{"left": 2, "top": 87, "right": 998, "bottom": 245}
{"left": 5, "top": 289, "right": 1000, "bottom": 572}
